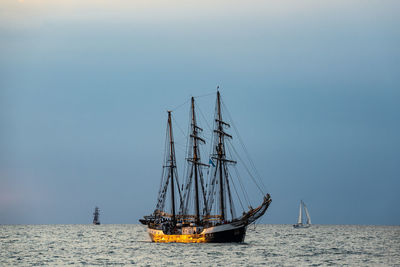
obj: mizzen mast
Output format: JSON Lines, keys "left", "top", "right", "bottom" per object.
{"left": 167, "top": 111, "right": 176, "bottom": 225}
{"left": 154, "top": 111, "right": 182, "bottom": 223}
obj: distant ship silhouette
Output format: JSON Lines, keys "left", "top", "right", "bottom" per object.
{"left": 93, "top": 207, "right": 100, "bottom": 225}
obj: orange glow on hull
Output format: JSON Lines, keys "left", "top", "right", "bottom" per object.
{"left": 148, "top": 229, "right": 207, "bottom": 243}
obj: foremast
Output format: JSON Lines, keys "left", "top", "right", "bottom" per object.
{"left": 205, "top": 90, "right": 271, "bottom": 226}
{"left": 212, "top": 90, "right": 237, "bottom": 222}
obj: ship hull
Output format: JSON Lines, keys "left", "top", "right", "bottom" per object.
{"left": 147, "top": 224, "right": 246, "bottom": 243}
{"left": 293, "top": 223, "right": 310, "bottom": 228}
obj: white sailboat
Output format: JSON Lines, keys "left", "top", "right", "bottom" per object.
{"left": 293, "top": 200, "right": 311, "bottom": 228}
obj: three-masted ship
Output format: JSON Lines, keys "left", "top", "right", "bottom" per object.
{"left": 140, "top": 90, "right": 271, "bottom": 243}
{"left": 93, "top": 206, "right": 100, "bottom": 225}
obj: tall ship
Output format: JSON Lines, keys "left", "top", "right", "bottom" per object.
{"left": 93, "top": 206, "right": 100, "bottom": 225}
{"left": 140, "top": 90, "right": 272, "bottom": 243}
{"left": 293, "top": 200, "right": 311, "bottom": 228}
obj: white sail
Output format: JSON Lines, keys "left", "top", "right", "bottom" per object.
{"left": 303, "top": 203, "right": 311, "bottom": 225}
{"left": 294, "top": 201, "right": 311, "bottom": 228}
{"left": 297, "top": 202, "right": 302, "bottom": 224}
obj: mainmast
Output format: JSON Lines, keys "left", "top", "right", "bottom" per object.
{"left": 191, "top": 97, "right": 201, "bottom": 224}
{"left": 180, "top": 97, "right": 208, "bottom": 224}
{"left": 167, "top": 111, "right": 176, "bottom": 224}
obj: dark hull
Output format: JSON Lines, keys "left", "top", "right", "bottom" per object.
{"left": 147, "top": 224, "right": 247, "bottom": 243}
{"left": 204, "top": 225, "right": 246, "bottom": 243}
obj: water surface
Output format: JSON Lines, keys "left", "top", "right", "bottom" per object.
{"left": 1, "top": 224, "right": 399, "bottom": 266}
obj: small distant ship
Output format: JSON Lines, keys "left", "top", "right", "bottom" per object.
{"left": 140, "top": 90, "right": 272, "bottom": 243}
{"left": 293, "top": 200, "right": 311, "bottom": 228}
{"left": 93, "top": 207, "right": 100, "bottom": 225}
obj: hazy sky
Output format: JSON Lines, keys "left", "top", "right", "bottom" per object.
{"left": 1, "top": 0, "right": 399, "bottom": 225}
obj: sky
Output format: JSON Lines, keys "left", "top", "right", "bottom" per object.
{"left": 0, "top": 0, "right": 399, "bottom": 225}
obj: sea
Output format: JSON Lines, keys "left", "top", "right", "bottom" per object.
{"left": 1, "top": 224, "right": 399, "bottom": 266}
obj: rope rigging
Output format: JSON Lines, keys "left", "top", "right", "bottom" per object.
{"left": 222, "top": 99, "right": 268, "bottom": 193}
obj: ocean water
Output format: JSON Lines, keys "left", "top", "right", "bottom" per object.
{"left": 1, "top": 224, "right": 399, "bottom": 266}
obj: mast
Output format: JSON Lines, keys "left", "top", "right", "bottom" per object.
{"left": 167, "top": 111, "right": 176, "bottom": 224}
{"left": 155, "top": 111, "right": 181, "bottom": 220}
{"left": 191, "top": 97, "right": 201, "bottom": 224}
{"left": 297, "top": 201, "right": 302, "bottom": 224}
{"left": 216, "top": 91, "right": 225, "bottom": 221}
{"left": 304, "top": 202, "right": 311, "bottom": 225}
{"left": 207, "top": 90, "right": 236, "bottom": 222}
